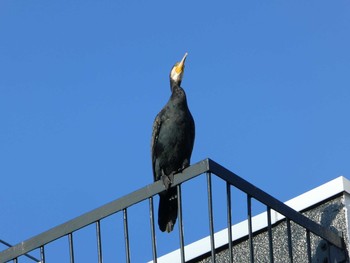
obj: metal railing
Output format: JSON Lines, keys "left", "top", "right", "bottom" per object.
{"left": 0, "top": 240, "right": 39, "bottom": 262}
{"left": 0, "top": 159, "right": 347, "bottom": 262}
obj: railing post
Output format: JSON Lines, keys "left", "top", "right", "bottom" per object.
{"left": 226, "top": 183, "right": 233, "bottom": 263}
{"left": 267, "top": 207, "right": 274, "bottom": 263}
{"left": 247, "top": 195, "right": 254, "bottom": 263}
{"left": 149, "top": 197, "right": 157, "bottom": 263}
{"left": 206, "top": 172, "right": 215, "bottom": 262}
{"left": 40, "top": 246, "right": 45, "bottom": 263}
{"left": 286, "top": 219, "right": 293, "bottom": 263}
{"left": 68, "top": 233, "right": 75, "bottom": 263}
{"left": 177, "top": 184, "right": 185, "bottom": 263}
{"left": 306, "top": 230, "right": 312, "bottom": 262}
{"left": 96, "top": 220, "right": 103, "bottom": 263}
{"left": 123, "top": 208, "right": 131, "bottom": 263}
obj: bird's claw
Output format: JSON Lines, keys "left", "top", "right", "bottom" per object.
{"left": 161, "top": 171, "right": 175, "bottom": 190}
{"left": 161, "top": 175, "right": 171, "bottom": 190}
{"left": 168, "top": 172, "right": 174, "bottom": 184}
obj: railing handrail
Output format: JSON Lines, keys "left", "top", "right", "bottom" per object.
{"left": 0, "top": 159, "right": 209, "bottom": 262}
{"left": 0, "top": 240, "right": 40, "bottom": 262}
{"left": 0, "top": 158, "right": 345, "bottom": 262}
{"left": 207, "top": 159, "right": 344, "bottom": 248}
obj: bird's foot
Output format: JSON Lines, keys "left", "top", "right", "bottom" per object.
{"left": 161, "top": 170, "right": 175, "bottom": 190}
{"left": 161, "top": 175, "right": 171, "bottom": 190}
{"left": 176, "top": 164, "right": 189, "bottom": 174}
{"left": 168, "top": 172, "right": 175, "bottom": 184}
{"left": 179, "top": 160, "right": 190, "bottom": 173}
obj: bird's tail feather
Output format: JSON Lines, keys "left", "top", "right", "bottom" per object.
{"left": 158, "top": 188, "right": 178, "bottom": 233}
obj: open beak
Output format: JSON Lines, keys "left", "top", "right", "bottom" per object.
{"left": 175, "top": 52, "right": 188, "bottom": 74}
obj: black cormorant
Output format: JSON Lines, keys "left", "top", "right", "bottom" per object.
{"left": 151, "top": 53, "right": 195, "bottom": 233}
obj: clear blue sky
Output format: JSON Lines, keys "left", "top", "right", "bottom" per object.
{"left": 1, "top": 1, "right": 350, "bottom": 262}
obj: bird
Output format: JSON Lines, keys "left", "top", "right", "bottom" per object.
{"left": 151, "top": 53, "right": 195, "bottom": 233}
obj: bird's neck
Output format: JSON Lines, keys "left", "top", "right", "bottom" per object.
{"left": 170, "top": 83, "right": 183, "bottom": 95}
{"left": 170, "top": 84, "right": 187, "bottom": 107}
{"left": 170, "top": 79, "right": 182, "bottom": 92}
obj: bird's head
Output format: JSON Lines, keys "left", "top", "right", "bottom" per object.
{"left": 170, "top": 53, "right": 188, "bottom": 88}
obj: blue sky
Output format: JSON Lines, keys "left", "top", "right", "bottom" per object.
{"left": 1, "top": 1, "right": 350, "bottom": 262}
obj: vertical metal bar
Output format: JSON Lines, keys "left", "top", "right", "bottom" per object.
{"left": 286, "top": 219, "right": 293, "bottom": 263}
{"left": 13, "top": 258, "right": 17, "bottom": 263}
{"left": 226, "top": 182, "right": 233, "bottom": 263}
{"left": 326, "top": 240, "right": 331, "bottom": 263}
{"left": 306, "top": 230, "right": 311, "bottom": 262}
{"left": 206, "top": 172, "right": 215, "bottom": 262}
{"left": 68, "top": 233, "right": 75, "bottom": 263}
{"left": 123, "top": 208, "right": 131, "bottom": 263}
{"left": 247, "top": 195, "right": 254, "bottom": 263}
{"left": 40, "top": 246, "right": 45, "bottom": 263}
{"left": 267, "top": 207, "right": 274, "bottom": 263}
{"left": 177, "top": 184, "right": 185, "bottom": 263}
{"left": 149, "top": 197, "right": 157, "bottom": 263}
{"left": 96, "top": 220, "right": 103, "bottom": 263}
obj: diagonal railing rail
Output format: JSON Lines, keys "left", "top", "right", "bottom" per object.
{"left": 0, "top": 240, "right": 40, "bottom": 262}
{"left": 0, "top": 159, "right": 347, "bottom": 263}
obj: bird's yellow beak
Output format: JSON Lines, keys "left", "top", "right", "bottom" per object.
{"left": 175, "top": 53, "right": 188, "bottom": 74}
